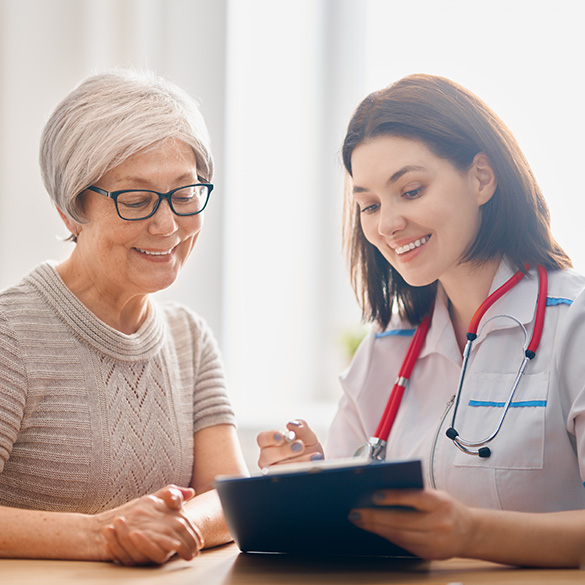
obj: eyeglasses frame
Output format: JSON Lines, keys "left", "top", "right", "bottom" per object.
{"left": 86, "top": 180, "right": 214, "bottom": 221}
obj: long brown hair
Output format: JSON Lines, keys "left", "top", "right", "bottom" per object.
{"left": 342, "top": 74, "right": 571, "bottom": 329}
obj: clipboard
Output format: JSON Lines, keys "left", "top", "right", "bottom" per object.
{"left": 215, "top": 458, "right": 423, "bottom": 557}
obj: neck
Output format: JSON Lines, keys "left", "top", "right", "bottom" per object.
{"left": 56, "top": 256, "right": 150, "bottom": 335}
{"left": 441, "top": 258, "right": 501, "bottom": 353}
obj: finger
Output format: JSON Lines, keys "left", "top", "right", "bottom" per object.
{"left": 257, "top": 430, "right": 289, "bottom": 448}
{"left": 157, "top": 485, "right": 195, "bottom": 511}
{"left": 285, "top": 420, "right": 319, "bottom": 448}
{"left": 370, "top": 488, "right": 442, "bottom": 512}
{"left": 164, "top": 516, "right": 202, "bottom": 559}
{"left": 348, "top": 509, "right": 421, "bottom": 553}
{"left": 111, "top": 516, "right": 153, "bottom": 565}
{"left": 257, "top": 440, "right": 306, "bottom": 468}
{"left": 102, "top": 523, "right": 133, "bottom": 566}
{"left": 127, "top": 529, "right": 186, "bottom": 564}
{"left": 349, "top": 507, "right": 448, "bottom": 560}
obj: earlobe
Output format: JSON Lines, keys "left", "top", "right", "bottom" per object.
{"left": 57, "top": 208, "right": 80, "bottom": 238}
{"left": 472, "top": 153, "right": 497, "bottom": 205}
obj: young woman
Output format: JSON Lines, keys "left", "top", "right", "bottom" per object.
{"left": 258, "top": 74, "right": 585, "bottom": 567}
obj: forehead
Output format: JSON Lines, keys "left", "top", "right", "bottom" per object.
{"left": 351, "top": 136, "right": 435, "bottom": 174}
{"left": 350, "top": 135, "right": 455, "bottom": 193}
{"left": 102, "top": 139, "right": 198, "bottom": 187}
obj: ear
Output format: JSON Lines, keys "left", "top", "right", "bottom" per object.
{"left": 471, "top": 153, "right": 497, "bottom": 206}
{"left": 56, "top": 207, "right": 80, "bottom": 238}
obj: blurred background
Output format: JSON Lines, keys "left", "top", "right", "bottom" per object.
{"left": 0, "top": 0, "right": 583, "bottom": 470}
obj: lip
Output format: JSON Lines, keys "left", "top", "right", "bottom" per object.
{"left": 133, "top": 245, "right": 178, "bottom": 261}
{"left": 391, "top": 235, "right": 431, "bottom": 255}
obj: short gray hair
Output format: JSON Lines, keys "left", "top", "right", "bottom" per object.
{"left": 40, "top": 68, "right": 213, "bottom": 224}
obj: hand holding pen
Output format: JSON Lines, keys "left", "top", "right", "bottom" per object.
{"left": 256, "top": 419, "right": 324, "bottom": 469}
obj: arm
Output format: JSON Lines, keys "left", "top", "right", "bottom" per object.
{"left": 186, "top": 423, "right": 249, "bottom": 548}
{"left": 0, "top": 484, "right": 198, "bottom": 563}
{"left": 350, "top": 488, "right": 585, "bottom": 568}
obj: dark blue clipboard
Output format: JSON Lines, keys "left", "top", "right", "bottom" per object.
{"left": 215, "top": 459, "right": 423, "bottom": 558}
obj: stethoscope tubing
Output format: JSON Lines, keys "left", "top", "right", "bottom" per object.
{"left": 363, "top": 264, "right": 548, "bottom": 461}
{"left": 448, "top": 265, "right": 548, "bottom": 456}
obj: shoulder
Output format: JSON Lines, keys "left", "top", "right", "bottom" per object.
{"left": 544, "top": 268, "right": 585, "bottom": 333}
{"left": 540, "top": 269, "right": 585, "bottom": 371}
{"left": 0, "top": 266, "right": 50, "bottom": 329}
{"left": 546, "top": 267, "right": 585, "bottom": 304}
{"left": 156, "top": 301, "right": 220, "bottom": 353}
{"left": 340, "top": 314, "right": 414, "bottom": 396}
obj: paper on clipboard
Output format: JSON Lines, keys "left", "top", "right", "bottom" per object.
{"left": 215, "top": 458, "right": 423, "bottom": 558}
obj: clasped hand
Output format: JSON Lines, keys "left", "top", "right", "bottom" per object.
{"left": 97, "top": 484, "right": 203, "bottom": 566}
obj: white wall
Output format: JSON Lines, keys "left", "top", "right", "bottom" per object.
{"left": 0, "top": 0, "right": 229, "bottom": 341}
{"left": 1, "top": 0, "right": 583, "bottom": 471}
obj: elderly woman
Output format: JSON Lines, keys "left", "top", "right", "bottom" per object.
{"left": 0, "top": 69, "right": 247, "bottom": 565}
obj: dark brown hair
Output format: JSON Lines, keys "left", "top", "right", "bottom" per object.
{"left": 342, "top": 74, "right": 571, "bottom": 329}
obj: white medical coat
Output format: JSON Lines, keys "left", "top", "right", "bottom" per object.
{"left": 326, "top": 262, "right": 585, "bottom": 512}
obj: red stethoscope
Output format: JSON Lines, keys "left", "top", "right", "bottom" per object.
{"left": 355, "top": 265, "right": 548, "bottom": 461}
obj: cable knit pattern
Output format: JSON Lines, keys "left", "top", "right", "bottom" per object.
{"left": 0, "top": 262, "right": 235, "bottom": 514}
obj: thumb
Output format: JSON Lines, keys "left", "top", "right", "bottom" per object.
{"left": 157, "top": 485, "right": 196, "bottom": 510}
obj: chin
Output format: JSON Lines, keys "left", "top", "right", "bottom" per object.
{"left": 136, "top": 270, "right": 180, "bottom": 295}
{"left": 404, "top": 278, "right": 436, "bottom": 289}
{"left": 396, "top": 270, "right": 437, "bottom": 289}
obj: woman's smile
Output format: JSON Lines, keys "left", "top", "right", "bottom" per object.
{"left": 394, "top": 235, "right": 431, "bottom": 256}
{"left": 351, "top": 136, "right": 493, "bottom": 289}
{"left": 57, "top": 139, "right": 203, "bottom": 331}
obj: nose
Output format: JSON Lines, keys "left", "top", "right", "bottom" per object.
{"left": 147, "top": 199, "right": 179, "bottom": 236}
{"left": 377, "top": 201, "right": 406, "bottom": 237}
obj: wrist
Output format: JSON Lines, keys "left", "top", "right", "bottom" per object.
{"left": 84, "top": 511, "right": 113, "bottom": 562}
{"left": 459, "top": 506, "right": 485, "bottom": 559}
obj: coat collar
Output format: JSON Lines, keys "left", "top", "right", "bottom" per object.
{"left": 420, "top": 260, "right": 541, "bottom": 364}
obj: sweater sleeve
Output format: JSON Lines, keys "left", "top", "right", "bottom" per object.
{"left": 0, "top": 313, "right": 27, "bottom": 472}
{"left": 191, "top": 315, "right": 236, "bottom": 432}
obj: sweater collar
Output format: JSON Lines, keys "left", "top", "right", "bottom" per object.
{"left": 26, "top": 262, "right": 166, "bottom": 361}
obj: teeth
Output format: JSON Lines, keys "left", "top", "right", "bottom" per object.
{"left": 395, "top": 236, "right": 429, "bottom": 256}
{"left": 137, "top": 248, "right": 171, "bottom": 256}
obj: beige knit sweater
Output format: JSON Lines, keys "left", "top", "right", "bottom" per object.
{"left": 0, "top": 262, "right": 236, "bottom": 514}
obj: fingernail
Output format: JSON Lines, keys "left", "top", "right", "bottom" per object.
{"left": 311, "top": 453, "right": 324, "bottom": 461}
{"left": 273, "top": 432, "right": 283, "bottom": 442}
{"left": 288, "top": 419, "right": 302, "bottom": 427}
{"left": 291, "top": 441, "right": 303, "bottom": 453}
{"left": 372, "top": 491, "right": 385, "bottom": 503}
{"left": 348, "top": 512, "right": 361, "bottom": 522}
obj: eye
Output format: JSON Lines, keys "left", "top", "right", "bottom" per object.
{"left": 118, "top": 192, "right": 154, "bottom": 209}
{"left": 403, "top": 187, "right": 424, "bottom": 200}
{"left": 359, "top": 203, "right": 380, "bottom": 215}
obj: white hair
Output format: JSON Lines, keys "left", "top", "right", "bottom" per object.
{"left": 40, "top": 68, "right": 213, "bottom": 224}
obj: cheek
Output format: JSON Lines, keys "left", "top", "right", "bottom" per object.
{"left": 179, "top": 216, "right": 204, "bottom": 252}
{"left": 187, "top": 214, "right": 204, "bottom": 239}
{"left": 359, "top": 215, "right": 378, "bottom": 245}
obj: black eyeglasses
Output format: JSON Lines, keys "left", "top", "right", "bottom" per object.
{"left": 86, "top": 181, "right": 213, "bottom": 221}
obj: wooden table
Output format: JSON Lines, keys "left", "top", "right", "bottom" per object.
{"left": 1, "top": 542, "right": 582, "bottom": 584}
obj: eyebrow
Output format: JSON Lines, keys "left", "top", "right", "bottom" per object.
{"left": 114, "top": 173, "right": 197, "bottom": 188}
{"left": 352, "top": 165, "right": 427, "bottom": 194}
